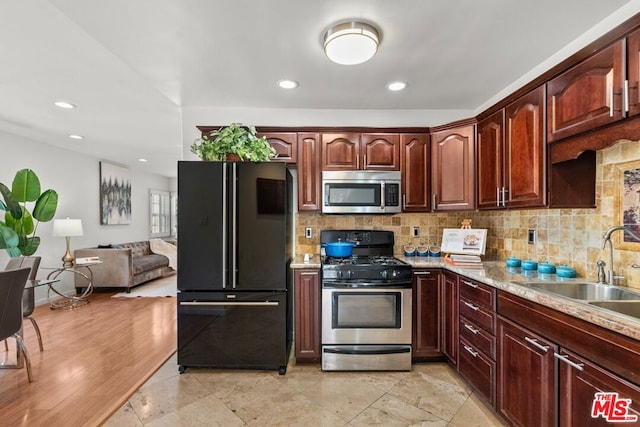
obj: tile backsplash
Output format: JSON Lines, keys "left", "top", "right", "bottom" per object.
{"left": 295, "top": 139, "right": 640, "bottom": 289}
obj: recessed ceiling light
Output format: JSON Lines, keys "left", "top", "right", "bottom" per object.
{"left": 387, "top": 81, "right": 407, "bottom": 91}
{"left": 54, "top": 101, "right": 76, "bottom": 109}
{"left": 277, "top": 79, "right": 298, "bottom": 89}
{"left": 68, "top": 134, "right": 84, "bottom": 140}
{"left": 138, "top": 158, "right": 148, "bottom": 162}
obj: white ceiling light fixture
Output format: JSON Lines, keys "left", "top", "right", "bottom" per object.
{"left": 54, "top": 101, "right": 76, "bottom": 109}
{"left": 387, "top": 81, "right": 407, "bottom": 91}
{"left": 68, "top": 134, "right": 84, "bottom": 140}
{"left": 138, "top": 158, "right": 148, "bottom": 162}
{"left": 323, "top": 21, "right": 380, "bottom": 65}
{"left": 277, "top": 79, "right": 299, "bottom": 89}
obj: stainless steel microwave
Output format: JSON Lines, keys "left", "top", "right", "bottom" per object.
{"left": 322, "top": 170, "right": 402, "bottom": 214}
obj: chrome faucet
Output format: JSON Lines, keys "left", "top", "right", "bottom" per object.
{"left": 601, "top": 226, "right": 640, "bottom": 285}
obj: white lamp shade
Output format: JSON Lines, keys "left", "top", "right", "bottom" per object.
{"left": 324, "top": 21, "right": 379, "bottom": 65}
{"left": 53, "top": 218, "right": 83, "bottom": 237}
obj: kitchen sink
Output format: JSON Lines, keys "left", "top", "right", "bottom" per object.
{"left": 589, "top": 301, "right": 640, "bottom": 319}
{"left": 511, "top": 281, "right": 640, "bottom": 301}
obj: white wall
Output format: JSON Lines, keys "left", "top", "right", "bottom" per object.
{"left": 0, "top": 131, "right": 172, "bottom": 304}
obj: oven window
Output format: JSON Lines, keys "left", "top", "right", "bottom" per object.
{"left": 327, "top": 184, "right": 381, "bottom": 206}
{"left": 332, "top": 292, "right": 401, "bottom": 329}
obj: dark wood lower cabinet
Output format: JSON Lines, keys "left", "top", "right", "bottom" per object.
{"left": 497, "top": 317, "right": 557, "bottom": 426}
{"left": 459, "top": 336, "right": 496, "bottom": 406}
{"left": 497, "top": 290, "right": 640, "bottom": 426}
{"left": 441, "top": 271, "right": 459, "bottom": 366}
{"left": 559, "top": 349, "right": 640, "bottom": 426}
{"left": 412, "top": 269, "right": 443, "bottom": 360}
{"left": 294, "top": 269, "right": 321, "bottom": 362}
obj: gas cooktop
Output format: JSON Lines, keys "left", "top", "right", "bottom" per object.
{"left": 322, "top": 255, "right": 408, "bottom": 267}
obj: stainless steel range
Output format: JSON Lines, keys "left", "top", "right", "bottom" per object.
{"left": 321, "top": 230, "right": 413, "bottom": 371}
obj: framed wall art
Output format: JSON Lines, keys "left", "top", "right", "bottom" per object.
{"left": 100, "top": 161, "right": 132, "bottom": 225}
{"left": 615, "top": 159, "right": 640, "bottom": 249}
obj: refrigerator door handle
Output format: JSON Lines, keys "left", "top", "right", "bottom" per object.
{"left": 222, "top": 164, "right": 228, "bottom": 289}
{"left": 180, "top": 301, "right": 280, "bottom": 307}
{"left": 231, "top": 162, "right": 238, "bottom": 289}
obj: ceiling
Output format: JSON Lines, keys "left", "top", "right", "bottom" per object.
{"left": 0, "top": 0, "right": 637, "bottom": 178}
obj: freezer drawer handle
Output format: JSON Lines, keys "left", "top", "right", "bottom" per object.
{"left": 180, "top": 301, "right": 279, "bottom": 307}
{"left": 323, "top": 347, "right": 411, "bottom": 355}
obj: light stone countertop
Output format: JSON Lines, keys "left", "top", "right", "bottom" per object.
{"left": 290, "top": 254, "right": 321, "bottom": 269}
{"left": 291, "top": 255, "right": 640, "bottom": 342}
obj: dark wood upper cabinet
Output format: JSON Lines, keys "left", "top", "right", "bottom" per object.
{"left": 431, "top": 124, "right": 475, "bottom": 211}
{"left": 297, "top": 132, "right": 321, "bottom": 211}
{"left": 360, "top": 133, "right": 400, "bottom": 170}
{"left": 321, "top": 133, "right": 359, "bottom": 170}
{"left": 505, "top": 86, "right": 546, "bottom": 208}
{"left": 477, "top": 110, "right": 505, "bottom": 210}
{"left": 628, "top": 28, "right": 640, "bottom": 117}
{"left": 547, "top": 40, "right": 625, "bottom": 143}
{"left": 257, "top": 132, "right": 297, "bottom": 163}
{"left": 400, "top": 133, "right": 430, "bottom": 211}
{"left": 322, "top": 132, "right": 400, "bottom": 171}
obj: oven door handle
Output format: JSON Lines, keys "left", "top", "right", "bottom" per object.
{"left": 323, "top": 347, "right": 411, "bottom": 355}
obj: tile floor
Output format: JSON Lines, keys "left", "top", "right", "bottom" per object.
{"left": 105, "top": 354, "right": 505, "bottom": 426}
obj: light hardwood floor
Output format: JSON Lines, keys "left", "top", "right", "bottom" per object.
{"left": 0, "top": 290, "right": 176, "bottom": 426}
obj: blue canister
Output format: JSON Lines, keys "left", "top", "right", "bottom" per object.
{"left": 403, "top": 245, "right": 416, "bottom": 257}
{"left": 429, "top": 246, "right": 441, "bottom": 257}
{"left": 506, "top": 257, "right": 521, "bottom": 267}
{"left": 537, "top": 262, "right": 556, "bottom": 274}
{"left": 556, "top": 265, "right": 577, "bottom": 278}
{"left": 521, "top": 259, "right": 538, "bottom": 271}
{"left": 416, "top": 246, "right": 429, "bottom": 257}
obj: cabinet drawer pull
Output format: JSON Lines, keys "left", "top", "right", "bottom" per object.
{"left": 461, "top": 280, "right": 478, "bottom": 288}
{"left": 463, "top": 323, "right": 479, "bottom": 334}
{"left": 414, "top": 271, "right": 431, "bottom": 276}
{"left": 464, "top": 345, "right": 479, "bottom": 357}
{"left": 463, "top": 301, "right": 479, "bottom": 311}
{"left": 554, "top": 353, "right": 584, "bottom": 371}
{"left": 525, "top": 336, "right": 549, "bottom": 353}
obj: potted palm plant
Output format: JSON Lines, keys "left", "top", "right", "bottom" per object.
{"left": 190, "top": 123, "right": 277, "bottom": 161}
{"left": 0, "top": 169, "right": 58, "bottom": 257}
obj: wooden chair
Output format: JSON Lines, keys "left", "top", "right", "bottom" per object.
{"left": 5, "top": 257, "right": 43, "bottom": 351}
{"left": 0, "top": 268, "right": 33, "bottom": 382}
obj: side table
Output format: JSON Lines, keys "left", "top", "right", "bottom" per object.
{"left": 45, "top": 261, "right": 102, "bottom": 310}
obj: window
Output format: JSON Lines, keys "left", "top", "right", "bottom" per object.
{"left": 149, "top": 189, "right": 171, "bottom": 238}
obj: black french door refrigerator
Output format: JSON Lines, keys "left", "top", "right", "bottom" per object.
{"left": 177, "top": 161, "right": 292, "bottom": 374}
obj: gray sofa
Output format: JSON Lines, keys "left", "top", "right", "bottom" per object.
{"left": 74, "top": 241, "right": 174, "bottom": 292}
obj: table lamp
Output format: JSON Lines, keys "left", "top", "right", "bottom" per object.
{"left": 53, "top": 217, "right": 84, "bottom": 268}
